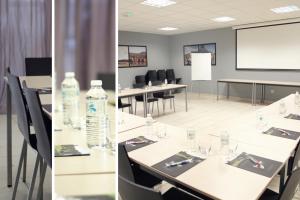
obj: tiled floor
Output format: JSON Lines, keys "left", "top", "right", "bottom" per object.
{"left": 0, "top": 114, "right": 51, "bottom": 200}
{"left": 123, "top": 92, "right": 300, "bottom": 200}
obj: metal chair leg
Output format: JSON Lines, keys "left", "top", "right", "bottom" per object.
{"left": 163, "top": 99, "right": 165, "bottom": 114}
{"left": 39, "top": 159, "right": 44, "bottom": 200}
{"left": 23, "top": 143, "right": 27, "bottom": 183}
{"left": 152, "top": 102, "right": 154, "bottom": 113}
{"left": 27, "top": 154, "right": 41, "bottom": 200}
{"left": 173, "top": 98, "right": 175, "bottom": 112}
{"left": 36, "top": 162, "right": 47, "bottom": 200}
{"left": 12, "top": 140, "right": 27, "bottom": 200}
{"left": 157, "top": 101, "right": 159, "bottom": 116}
{"left": 170, "top": 99, "right": 172, "bottom": 109}
{"left": 135, "top": 101, "right": 137, "bottom": 115}
{"left": 122, "top": 108, "right": 124, "bottom": 112}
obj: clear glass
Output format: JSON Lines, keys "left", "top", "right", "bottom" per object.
{"left": 256, "top": 112, "right": 268, "bottom": 133}
{"left": 186, "top": 128, "right": 197, "bottom": 152}
{"left": 155, "top": 124, "right": 167, "bottom": 139}
{"left": 279, "top": 101, "right": 287, "bottom": 116}
{"left": 198, "top": 140, "right": 211, "bottom": 159}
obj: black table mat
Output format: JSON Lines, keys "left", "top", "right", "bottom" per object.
{"left": 62, "top": 195, "right": 114, "bottom": 200}
{"left": 152, "top": 151, "right": 204, "bottom": 177}
{"left": 285, "top": 114, "right": 300, "bottom": 120}
{"left": 55, "top": 145, "right": 90, "bottom": 157}
{"left": 120, "top": 136, "right": 156, "bottom": 152}
{"left": 227, "top": 152, "right": 282, "bottom": 178}
{"left": 43, "top": 104, "right": 52, "bottom": 114}
{"left": 37, "top": 87, "right": 52, "bottom": 94}
{"left": 263, "top": 127, "right": 300, "bottom": 140}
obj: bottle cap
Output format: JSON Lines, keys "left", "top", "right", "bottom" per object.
{"left": 65, "top": 72, "right": 75, "bottom": 78}
{"left": 91, "top": 80, "right": 102, "bottom": 86}
{"left": 147, "top": 114, "right": 151, "bottom": 118}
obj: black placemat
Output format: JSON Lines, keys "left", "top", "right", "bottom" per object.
{"left": 263, "top": 127, "right": 300, "bottom": 140}
{"left": 61, "top": 195, "right": 114, "bottom": 200}
{"left": 152, "top": 151, "right": 204, "bottom": 177}
{"left": 43, "top": 104, "right": 52, "bottom": 114}
{"left": 120, "top": 136, "right": 156, "bottom": 152}
{"left": 37, "top": 87, "right": 52, "bottom": 94}
{"left": 55, "top": 145, "right": 90, "bottom": 157}
{"left": 285, "top": 114, "right": 300, "bottom": 120}
{"left": 227, "top": 152, "right": 282, "bottom": 178}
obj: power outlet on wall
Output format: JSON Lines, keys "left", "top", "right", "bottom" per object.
{"left": 270, "top": 89, "right": 275, "bottom": 94}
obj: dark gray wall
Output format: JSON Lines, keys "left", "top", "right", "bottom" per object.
{"left": 118, "top": 31, "right": 171, "bottom": 88}
{"left": 119, "top": 28, "right": 300, "bottom": 101}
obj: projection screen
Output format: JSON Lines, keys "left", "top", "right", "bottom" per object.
{"left": 236, "top": 22, "right": 300, "bottom": 70}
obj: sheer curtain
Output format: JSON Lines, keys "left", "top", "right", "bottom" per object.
{"left": 0, "top": 0, "right": 52, "bottom": 113}
{"left": 55, "top": 0, "right": 115, "bottom": 90}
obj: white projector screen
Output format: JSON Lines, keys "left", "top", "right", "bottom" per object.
{"left": 236, "top": 22, "right": 300, "bottom": 70}
{"left": 191, "top": 53, "right": 211, "bottom": 81}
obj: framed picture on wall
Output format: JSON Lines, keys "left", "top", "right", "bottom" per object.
{"left": 183, "top": 45, "right": 199, "bottom": 66}
{"left": 198, "top": 43, "right": 216, "bottom": 65}
{"left": 128, "top": 45, "right": 148, "bottom": 67}
{"left": 118, "top": 45, "right": 129, "bottom": 68}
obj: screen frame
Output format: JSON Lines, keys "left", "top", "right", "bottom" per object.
{"left": 235, "top": 21, "right": 300, "bottom": 71}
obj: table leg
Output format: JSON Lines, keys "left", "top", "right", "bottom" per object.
{"left": 185, "top": 87, "right": 188, "bottom": 112}
{"left": 143, "top": 94, "right": 146, "bottom": 118}
{"left": 145, "top": 93, "right": 148, "bottom": 117}
{"left": 227, "top": 83, "right": 230, "bottom": 99}
{"left": 263, "top": 85, "right": 266, "bottom": 104}
{"left": 217, "top": 81, "right": 219, "bottom": 101}
{"left": 279, "top": 164, "right": 287, "bottom": 193}
{"left": 261, "top": 84, "right": 263, "bottom": 104}
{"left": 251, "top": 83, "right": 254, "bottom": 105}
{"left": 254, "top": 83, "right": 257, "bottom": 106}
{"left": 6, "top": 82, "right": 12, "bottom": 187}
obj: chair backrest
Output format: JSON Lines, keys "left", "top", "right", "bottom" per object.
{"left": 166, "top": 69, "right": 175, "bottom": 81}
{"left": 157, "top": 70, "right": 166, "bottom": 82}
{"left": 25, "top": 57, "right": 52, "bottom": 76}
{"left": 279, "top": 168, "right": 300, "bottom": 200}
{"left": 118, "top": 175, "right": 163, "bottom": 200}
{"left": 135, "top": 75, "right": 146, "bottom": 84}
{"left": 6, "top": 71, "right": 32, "bottom": 145}
{"left": 146, "top": 70, "right": 158, "bottom": 83}
{"left": 118, "top": 144, "right": 135, "bottom": 182}
{"left": 292, "top": 141, "right": 300, "bottom": 171}
{"left": 97, "top": 73, "right": 115, "bottom": 91}
{"left": 23, "top": 82, "right": 52, "bottom": 167}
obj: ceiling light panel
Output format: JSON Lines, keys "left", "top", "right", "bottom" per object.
{"left": 141, "top": 0, "right": 176, "bottom": 8}
{"left": 271, "top": 5, "right": 300, "bottom": 14}
{"left": 212, "top": 16, "right": 236, "bottom": 22}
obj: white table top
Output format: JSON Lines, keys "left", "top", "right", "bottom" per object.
{"left": 119, "top": 93, "right": 300, "bottom": 200}
{"left": 119, "top": 84, "right": 187, "bottom": 98}
{"left": 118, "top": 111, "right": 147, "bottom": 133}
{"left": 218, "top": 78, "right": 300, "bottom": 87}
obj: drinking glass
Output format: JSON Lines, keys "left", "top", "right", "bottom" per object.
{"left": 279, "top": 100, "right": 287, "bottom": 116}
{"left": 186, "top": 128, "right": 197, "bottom": 152}
{"left": 156, "top": 124, "right": 167, "bottom": 139}
{"left": 198, "top": 141, "right": 211, "bottom": 159}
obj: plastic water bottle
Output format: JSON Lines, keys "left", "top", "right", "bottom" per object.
{"left": 164, "top": 79, "right": 168, "bottom": 85}
{"left": 145, "top": 114, "right": 154, "bottom": 137}
{"left": 61, "top": 72, "right": 80, "bottom": 128}
{"left": 148, "top": 80, "right": 152, "bottom": 88}
{"left": 86, "top": 80, "right": 108, "bottom": 149}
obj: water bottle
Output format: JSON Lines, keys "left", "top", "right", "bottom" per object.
{"left": 145, "top": 114, "right": 154, "bottom": 137}
{"left": 61, "top": 72, "right": 80, "bottom": 128}
{"left": 86, "top": 80, "right": 108, "bottom": 149}
{"left": 164, "top": 79, "right": 168, "bottom": 85}
{"left": 148, "top": 80, "right": 152, "bottom": 88}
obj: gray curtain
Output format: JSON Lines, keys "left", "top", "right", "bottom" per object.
{"left": 55, "top": 0, "right": 115, "bottom": 90}
{"left": 0, "top": 0, "right": 52, "bottom": 113}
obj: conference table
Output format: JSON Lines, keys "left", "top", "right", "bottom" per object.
{"left": 217, "top": 79, "right": 300, "bottom": 105}
{"left": 119, "top": 94, "right": 300, "bottom": 200}
{"left": 119, "top": 84, "right": 188, "bottom": 117}
{"left": 54, "top": 90, "right": 115, "bottom": 198}
{"left": 4, "top": 75, "right": 52, "bottom": 187}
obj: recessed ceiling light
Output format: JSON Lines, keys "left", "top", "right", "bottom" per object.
{"left": 159, "top": 27, "right": 178, "bottom": 31}
{"left": 141, "top": 0, "right": 176, "bottom": 8}
{"left": 212, "top": 16, "right": 235, "bottom": 22}
{"left": 271, "top": 5, "right": 299, "bottom": 14}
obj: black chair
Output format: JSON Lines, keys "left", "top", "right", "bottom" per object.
{"left": 97, "top": 73, "right": 115, "bottom": 91}
{"left": 119, "top": 175, "right": 204, "bottom": 200}
{"left": 118, "top": 98, "right": 132, "bottom": 113}
{"left": 157, "top": 70, "right": 167, "bottom": 82}
{"left": 23, "top": 82, "right": 52, "bottom": 200}
{"left": 288, "top": 140, "right": 300, "bottom": 175}
{"left": 133, "top": 83, "right": 159, "bottom": 116}
{"left": 118, "top": 144, "right": 161, "bottom": 188}
{"left": 152, "top": 81, "right": 175, "bottom": 113}
{"left": 259, "top": 168, "right": 300, "bottom": 200}
{"left": 7, "top": 71, "right": 38, "bottom": 200}
{"left": 134, "top": 75, "right": 159, "bottom": 116}
{"left": 146, "top": 70, "right": 158, "bottom": 84}
{"left": 166, "top": 69, "right": 181, "bottom": 84}
{"left": 25, "top": 57, "right": 52, "bottom": 76}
